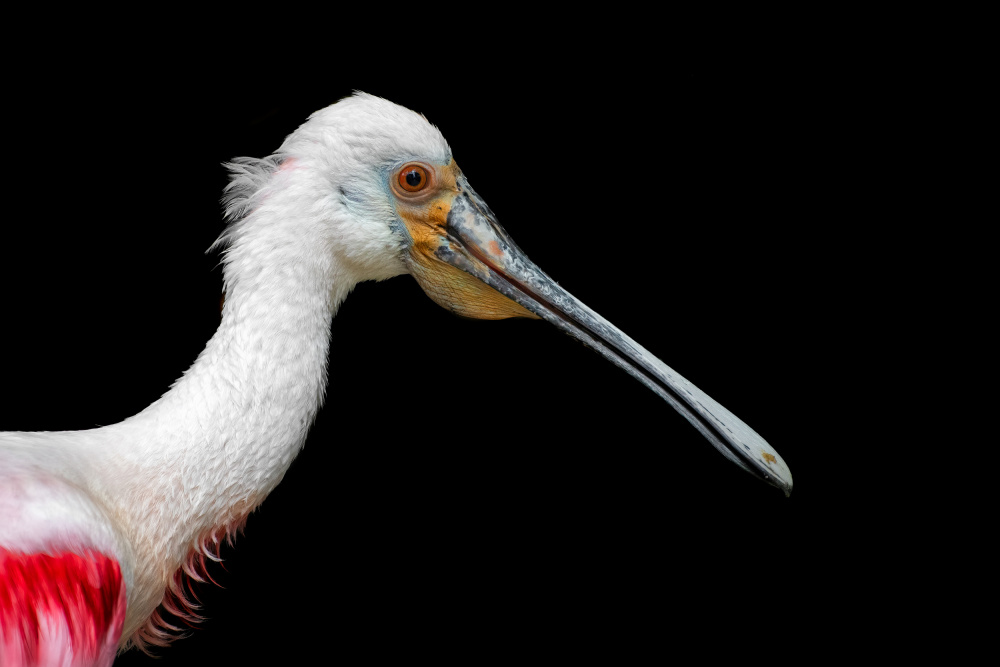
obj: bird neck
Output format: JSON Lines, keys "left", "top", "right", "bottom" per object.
{"left": 84, "top": 160, "right": 383, "bottom": 645}
{"left": 109, "top": 172, "right": 354, "bottom": 571}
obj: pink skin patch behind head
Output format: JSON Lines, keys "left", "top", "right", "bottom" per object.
{"left": 0, "top": 548, "right": 126, "bottom": 667}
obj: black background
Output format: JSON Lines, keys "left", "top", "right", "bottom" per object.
{"left": 0, "top": 35, "right": 895, "bottom": 664}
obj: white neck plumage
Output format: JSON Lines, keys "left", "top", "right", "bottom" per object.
{"left": 100, "top": 160, "right": 358, "bottom": 643}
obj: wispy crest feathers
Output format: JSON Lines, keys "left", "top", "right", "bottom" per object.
{"left": 209, "top": 154, "right": 286, "bottom": 256}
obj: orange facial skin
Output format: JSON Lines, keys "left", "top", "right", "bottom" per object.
{"left": 393, "top": 160, "right": 536, "bottom": 320}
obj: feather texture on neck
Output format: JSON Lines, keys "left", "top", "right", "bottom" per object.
{"left": 107, "top": 155, "right": 358, "bottom": 646}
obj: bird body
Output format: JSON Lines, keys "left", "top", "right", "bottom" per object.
{"left": 0, "top": 93, "right": 791, "bottom": 665}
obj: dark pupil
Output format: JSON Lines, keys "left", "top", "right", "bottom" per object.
{"left": 405, "top": 170, "right": 423, "bottom": 188}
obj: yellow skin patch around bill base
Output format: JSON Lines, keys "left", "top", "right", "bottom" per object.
{"left": 395, "top": 160, "right": 537, "bottom": 321}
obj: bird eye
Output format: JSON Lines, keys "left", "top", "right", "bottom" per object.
{"left": 398, "top": 164, "right": 430, "bottom": 193}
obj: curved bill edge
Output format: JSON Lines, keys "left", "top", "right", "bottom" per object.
{"left": 439, "top": 184, "right": 793, "bottom": 495}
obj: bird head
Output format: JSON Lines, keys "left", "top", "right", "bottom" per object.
{"left": 227, "top": 92, "right": 792, "bottom": 493}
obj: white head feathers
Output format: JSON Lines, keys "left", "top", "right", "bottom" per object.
{"left": 214, "top": 92, "right": 451, "bottom": 299}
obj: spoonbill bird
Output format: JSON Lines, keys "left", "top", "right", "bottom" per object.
{"left": 0, "top": 92, "right": 792, "bottom": 666}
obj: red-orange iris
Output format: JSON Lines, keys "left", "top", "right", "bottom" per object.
{"left": 398, "top": 164, "right": 429, "bottom": 192}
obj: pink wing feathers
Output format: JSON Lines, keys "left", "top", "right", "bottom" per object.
{"left": 0, "top": 549, "right": 126, "bottom": 667}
